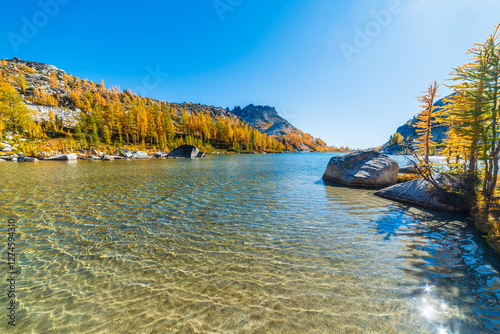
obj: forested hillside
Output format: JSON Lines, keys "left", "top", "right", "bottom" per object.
{"left": 0, "top": 58, "right": 332, "bottom": 156}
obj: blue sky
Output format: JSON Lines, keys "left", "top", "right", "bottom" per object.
{"left": 1, "top": 0, "right": 500, "bottom": 148}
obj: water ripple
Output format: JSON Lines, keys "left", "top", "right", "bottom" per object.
{"left": 0, "top": 154, "right": 499, "bottom": 333}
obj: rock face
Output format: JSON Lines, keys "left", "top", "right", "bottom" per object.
{"left": 46, "top": 153, "right": 77, "bottom": 161}
{"left": 9, "top": 57, "right": 62, "bottom": 74}
{"left": 374, "top": 175, "right": 467, "bottom": 212}
{"left": 323, "top": 150, "right": 399, "bottom": 187}
{"left": 27, "top": 104, "right": 79, "bottom": 129}
{"left": 168, "top": 145, "right": 199, "bottom": 158}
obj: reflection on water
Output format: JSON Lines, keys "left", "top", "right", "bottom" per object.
{"left": 0, "top": 154, "right": 499, "bottom": 333}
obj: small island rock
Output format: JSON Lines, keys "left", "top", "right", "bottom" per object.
{"left": 168, "top": 145, "right": 200, "bottom": 158}
{"left": 323, "top": 150, "right": 399, "bottom": 187}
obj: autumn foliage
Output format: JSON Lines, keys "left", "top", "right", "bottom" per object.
{"left": 0, "top": 61, "right": 294, "bottom": 153}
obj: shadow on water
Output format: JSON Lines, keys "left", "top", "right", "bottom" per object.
{"left": 376, "top": 201, "right": 500, "bottom": 333}
{"left": 321, "top": 179, "right": 500, "bottom": 333}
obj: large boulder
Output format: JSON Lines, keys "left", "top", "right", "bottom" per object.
{"left": 168, "top": 145, "right": 199, "bottom": 158}
{"left": 374, "top": 175, "right": 466, "bottom": 212}
{"left": 323, "top": 150, "right": 399, "bottom": 187}
{"left": 46, "top": 153, "right": 77, "bottom": 161}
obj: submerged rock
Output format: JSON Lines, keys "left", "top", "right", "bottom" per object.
{"left": 374, "top": 175, "right": 466, "bottom": 212}
{"left": 323, "top": 150, "right": 399, "bottom": 187}
{"left": 168, "top": 145, "right": 200, "bottom": 158}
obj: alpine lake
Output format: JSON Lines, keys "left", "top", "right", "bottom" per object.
{"left": 1, "top": 153, "right": 499, "bottom": 333}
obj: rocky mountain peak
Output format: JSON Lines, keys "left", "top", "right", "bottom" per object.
{"left": 231, "top": 104, "right": 296, "bottom": 137}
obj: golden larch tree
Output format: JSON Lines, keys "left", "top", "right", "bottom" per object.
{"left": 413, "top": 81, "right": 440, "bottom": 166}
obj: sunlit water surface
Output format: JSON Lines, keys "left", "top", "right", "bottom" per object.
{"left": 1, "top": 153, "right": 499, "bottom": 334}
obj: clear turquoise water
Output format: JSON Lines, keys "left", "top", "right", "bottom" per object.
{"left": 0, "top": 153, "right": 499, "bottom": 333}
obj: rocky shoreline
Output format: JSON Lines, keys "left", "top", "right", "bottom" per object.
{"left": 0, "top": 145, "right": 208, "bottom": 162}
{"left": 322, "top": 150, "right": 466, "bottom": 212}
{"left": 0, "top": 144, "right": 284, "bottom": 163}
{"left": 322, "top": 150, "right": 500, "bottom": 255}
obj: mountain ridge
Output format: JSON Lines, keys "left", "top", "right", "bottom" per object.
{"left": 0, "top": 58, "right": 333, "bottom": 153}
